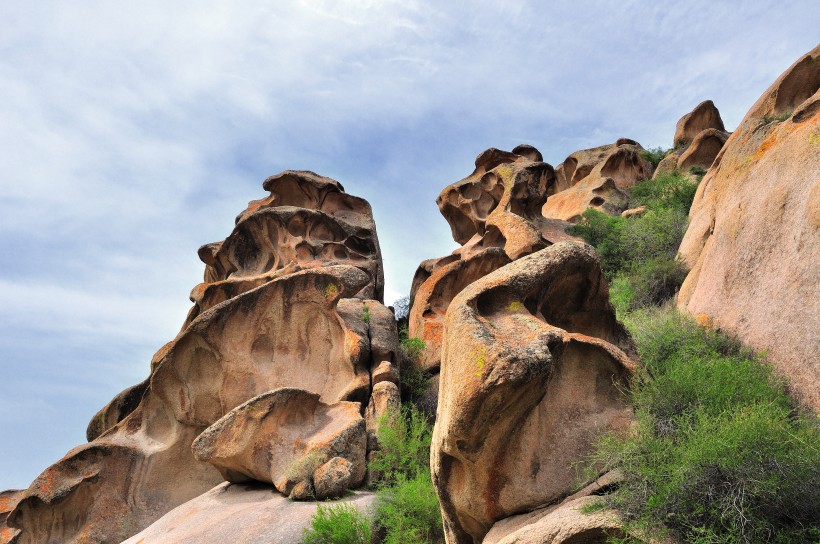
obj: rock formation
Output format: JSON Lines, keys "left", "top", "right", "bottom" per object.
{"left": 430, "top": 243, "right": 637, "bottom": 544}
{"left": 654, "top": 100, "right": 731, "bottom": 179}
{"left": 678, "top": 44, "right": 820, "bottom": 411}
{"left": 5, "top": 171, "right": 397, "bottom": 543}
{"left": 408, "top": 146, "right": 578, "bottom": 382}
{"left": 542, "top": 139, "right": 654, "bottom": 221}
{"left": 119, "top": 483, "right": 376, "bottom": 544}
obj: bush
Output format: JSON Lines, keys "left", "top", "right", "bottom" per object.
{"left": 639, "top": 146, "right": 669, "bottom": 168}
{"left": 302, "top": 502, "right": 373, "bottom": 544}
{"left": 369, "top": 404, "right": 433, "bottom": 487}
{"left": 590, "top": 307, "right": 820, "bottom": 543}
{"left": 630, "top": 171, "right": 697, "bottom": 214}
{"left": 375, "top": 473, "right": 444, "bottom": 544}
{"left": 610, "top": 256, "right": 688, "bottom": 312}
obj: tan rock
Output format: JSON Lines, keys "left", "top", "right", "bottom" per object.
{"left": 678, "top": 44, "right": 820, "bottom": 411}
{"left": 673, "top": 99, "right": 725, "bottom": 148}
{"left": 621, "top": 205, "right": 646, "bottom": 218}
{"left": 7, "top": 174, "right": 387, "bottom": 544}
{"left": 191, "top": 388, "right": 366, "bottom": 494}
{"left": 677, "top": 127, "right": 730, "bottom": 171}
{"left": 430, "top": 242, "right": 637, "bottom": 544}
{"left": 543, "top": 140, "right": 653, "bottom": 222}
{"left": 85, "top": 379, "right": 148, "bottom": 441}
{"left": 365, "top": 381, "right": 400, "bottom": 451}
{"left": 484, "top": 496, "right": 629, "bottom": 544}
{"left": 313, "top": 456, "right": 355, "bottom": 500}
{"left": 119, "top": 482, "right": 376, "bottom": 544}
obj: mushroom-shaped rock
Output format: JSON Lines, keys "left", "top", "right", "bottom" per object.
{"left": 678, "top": 44, "right": 820, "bottom": 411}
{"left": 673, "top": 99, "right": 726, "bottom": 147}
{"left": 192, "top": 388, "right": 366, "bottom": 497}
{"left": 430, "top": 242, "right": 637, "bottom": 544}
{"left": 543, "top": 140, "right": 653, "bottom": 222}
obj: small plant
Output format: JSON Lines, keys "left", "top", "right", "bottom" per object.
{"left": 762, "top": 111, "right": 793, "bottom": 124}
{"left": 688, "top": 165, "right": 706, "bottom": 177}
{"left": 639, "top": 146, "right": 669, "bottom": 168}
{"left": 578, "top": 499, "right": 608, "bottom": 515}
{"left": 302, "top": 502, "right": 373, "bottom": 544}
{"left": 363, "top": 304, "right": 371, "bottom": 325}
{"left": 284, "top": 450, "right": 327, "bottom": 482}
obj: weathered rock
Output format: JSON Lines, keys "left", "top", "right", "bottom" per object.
{"left": 85, "top": 379, "right": 149, "bottom": 441}
{"left": 677, "top": 127, "right": 730, "bottom": 171}
{"left": 431, "top": 242, "right": 637, "bottom": 544}
{"left": 365, "top": 381, "right": 400, "bottom": 451}
{"left": 483, "top": 496, "right": 628, "bottom": 544}
{"left": 191, "top": 389, "right": 366, "bottom": 495}
{"left": 7, "top": 174, "right": 387, "bottom": 544}
{"left": 678, "top": 44, "right": 820, "bottom": 411}
{"left": 119, "top": 482, "right": 376, "bottom": 544}
{"left": 673, "top": 99, "right": 726, "bottom": 148}
{"left": 0, "top": 490, "right": 22, "bottom": 544}
{"left": 543, "top": 140, "right": 653, "bottom": 222}
{"left": 409, "top": 146, "right": 579, "bottom": 379}
{"left": 621, "top": 205, "right": 646, "bottom": 218}
{"left": 313, "top": 456, "right": 355, "bottom": 500}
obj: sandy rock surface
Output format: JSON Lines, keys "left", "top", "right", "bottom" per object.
{"left": 678, "top": 43, "right": 820, "bottom": 411}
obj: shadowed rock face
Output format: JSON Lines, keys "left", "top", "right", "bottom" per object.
{"left": 6, "top": 174, "right": 395, "bottom": 544}
{"left": 678, "top": 44, "right": 820, "bottom": 411}
{"left": 542, "top": 140, "right": 654, "bottom": 222}
{"left": 430, "top": 242, "right": 636, "bottom": 544}
{"left": 409, "top": 146, "right": 579, "bottom": 380}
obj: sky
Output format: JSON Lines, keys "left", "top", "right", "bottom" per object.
{"left": 0, "top": 1, "right": 817, "bottom": 491}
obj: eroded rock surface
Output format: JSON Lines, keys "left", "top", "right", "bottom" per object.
{"left": 409, "top": 146, "right": 578, "bottom": 384}
{"left": 678, "top": 44, "right": 820, "bottom": 411}
{"left": 654, "top": 102, "right": 731, "bottom": 179}
{"left": 431, "top": 242, "right": 636, "bottom": 544}
{"left": 192, "top": 389, "right": 366, "bottom": 499}
{"left": 7, "top": 173, "right": 392, "bottom": 544}
{"left": 542, "top": 139, "right": 653, "bottom": 222}
{"left": 120, "top": 483, "right": 376, "bottom": 544}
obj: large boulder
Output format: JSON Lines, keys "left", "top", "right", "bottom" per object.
{"left": 431, "top": 242, "right": 637, "bottom": 544}
{"left": 673, "top": 99, "right": 725, "bottom": 148}
{"left": 654, "top": 102, "right": 731, "bottom": 179}
{"left": 7, "top": 174, "right": 393, "bottom": 544}
{"left": 120, "top": 482, "right": 376, "bottom": 544}
{"left": 678, "top": 44, "right": 820, "bottom": 411}
{"left": 192, "top": 388, "right": 366, "bottom": 499}
{"left": 542, "top": 139, "right": 654, "bottom": 222}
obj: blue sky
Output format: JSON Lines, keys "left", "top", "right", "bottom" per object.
{"left": 0, "top": 1, "right": 817, "bottom": 491}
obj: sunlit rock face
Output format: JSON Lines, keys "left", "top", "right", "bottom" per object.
{"left": 5, "top": 172, "right": 397, "bottom": 544}
{"left": 678, "top": 44, "right": 820, "bottom": 412}
{"left": 430, "top": 242, "right": 637, "bottom": 544}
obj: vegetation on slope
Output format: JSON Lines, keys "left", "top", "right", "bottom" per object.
{"left": 573, "top": 170, "right": 820, "bottom": 543}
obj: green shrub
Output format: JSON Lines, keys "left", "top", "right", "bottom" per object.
{"left": 610, "top": 256, "right": 688, "bottom": 312}
{"left": 688, "top": 165, "right": 706, "bottom": 178}
{"left": 639, "top": 146, "right": 669, "bottom": 168}
{"left": 302, "top": 502, "right": 373, "bottom": 544}
{"left": 363, "top": 304, "right": 371, "bottom": 325}
{"left": 630, "top": 171, "right": 697, "bottom": 214}
{"left": 590, "top": 307, "right": 820, "bottom": 543}
{"left": 369, "top": 404, "right": 433, "bottom": 487}
{"left": 375, "top": 473, "right": 444, "bottom": 544}
{"left": 568, "top": 209, "right": 627, "bottom": 277}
